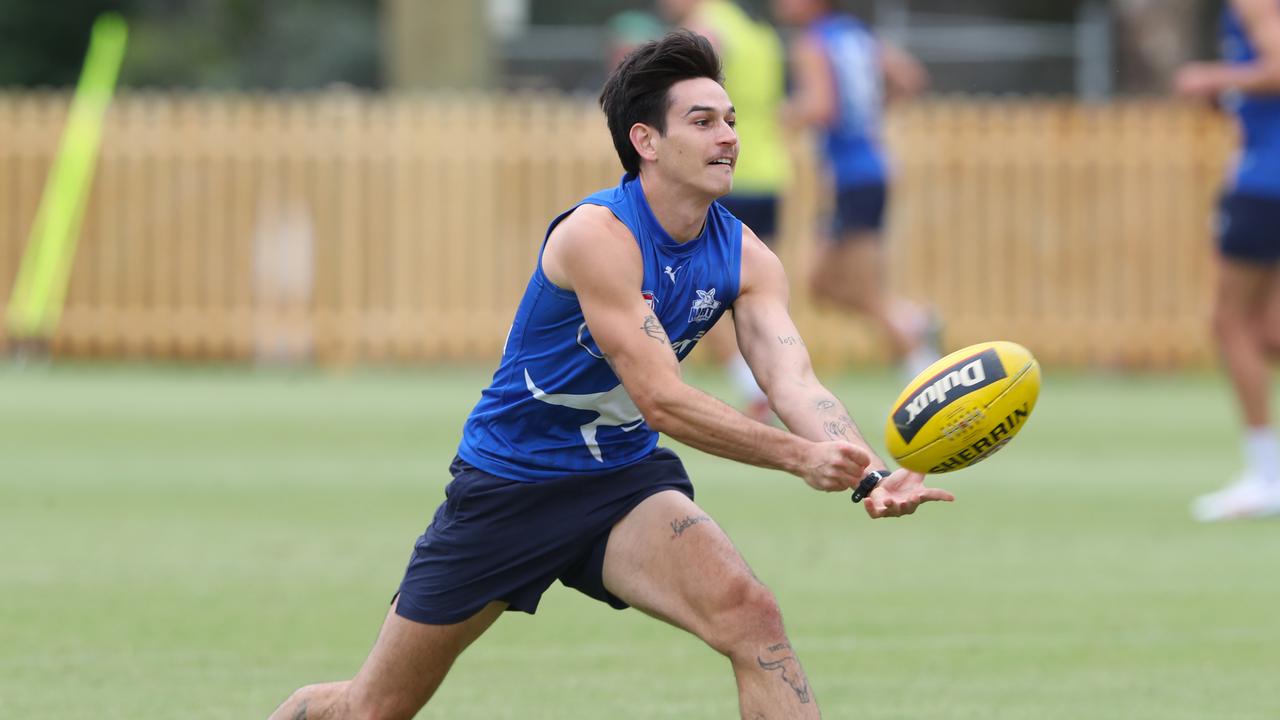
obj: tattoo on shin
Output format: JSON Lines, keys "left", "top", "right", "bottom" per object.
{"left": 292, "top": 699, "right": 308, "bottom": 720}
{"left": 758, "top": 645, "right": 812, "bottom": 704}
{"left": 669, "top": 514, "right": 711, "bottom": 538}
{"left": 642, "top": 315, "right": 668, "bottom": 342}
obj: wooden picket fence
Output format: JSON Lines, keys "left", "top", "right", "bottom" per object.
{"left": 0, "top": 91, "right": 1233, "bottom": 368}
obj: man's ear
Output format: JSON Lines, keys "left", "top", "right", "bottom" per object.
{"left": 630, "top": 123, "right": 659, "bottom": 164}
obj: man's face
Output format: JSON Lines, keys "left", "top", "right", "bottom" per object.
{"left": 646, "top": 77, "right": 738, "bottom": 198}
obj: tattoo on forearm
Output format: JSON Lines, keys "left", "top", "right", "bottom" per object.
{"left": 292, "top": 699, "right": 308, "bottom": 720}
{"left": 670, "top": 514, "right": 711, "bottom": 538}
{"left": 642, "top": 315, "right": 668, "bottom": 342}
{"left": 815, "top": 400, "right": 836, "bottom": 412}
{"left": 823, "top": 415, "right": 856, "bottom": 441}
{"left": 777, "top": 335, "right": 804, "bottom": 346}
{"left": 758, "top": 648, "right": 812, "bottom": 704}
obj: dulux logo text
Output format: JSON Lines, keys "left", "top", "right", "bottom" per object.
{"left": 893, "top": 349, "right": 1006, "bottom": 444}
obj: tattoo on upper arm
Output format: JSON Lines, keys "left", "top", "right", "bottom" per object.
{"left": 815, "top": 400, "right": 836, "bottom": 412}
{"left": 670, "top": 514, "right": 711, "bottom": 538}
{"left": 757, "top": 644, "right": 812, "bottom": 704}
{"left": 292, "top": 699, "right": 308, "bottom": 720}
{"left": 642, "top": 315, "right": 668, "bottom": 342}
{"left": 777, "top": 335, "right": 804, "bottom": 346}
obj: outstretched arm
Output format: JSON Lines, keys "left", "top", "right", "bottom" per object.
{"left": 781, "top": 35, "right": 836, "bottom": 129}
{"left": 540, "top": 205, "right": 869, "bottom": 493}
{"left": 1176, "top": 0, "right": 1280, "bottom": 98}
{"left": 732, "top": 228, "right": 954, "bottom": 517}
{"left": 880, "top": 39, "right": 929, "bottom": 105}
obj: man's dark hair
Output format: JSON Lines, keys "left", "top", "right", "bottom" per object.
{"left": 599, "top": 30, "right": 723, "bottom": 175}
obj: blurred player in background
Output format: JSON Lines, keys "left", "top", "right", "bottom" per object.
{"left": 771, "top": 0, "right": 939, "bottom": 377}
{"left": 269, "top": 31, "right": 952, "bottom": 720}
{"left": 604, "top": 9, "right": 666, "bottom": 73}
{"left": 1176, "top": 0, "right": 1280, "bottom": 521}
{"left": 660, "top": 0, "right": 790, "bottom": 422}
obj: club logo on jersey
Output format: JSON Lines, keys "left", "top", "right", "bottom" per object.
{"left": 891, "top": 348, "right": 1006, "bottom": 444}
{"left": 689, "top": 288, "right": 721, "bottom": 323}
{"left": 642, "top": 290, "right": 656, "bottom": 310}
{"left": 664, "top": 265, "right": 683, "bottom": 283}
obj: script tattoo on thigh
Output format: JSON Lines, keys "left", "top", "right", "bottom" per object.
{"left": 642, "top": 315, "right": 668, "bottom": 342}
{"left": 758, "top": 643, "right": 812, "bottom": 704}
{"left": 669, "top": 514, "right": 711, "bottom": 538}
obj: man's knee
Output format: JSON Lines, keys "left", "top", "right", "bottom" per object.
{"left": 702, "top": 575, "right": 787, "bottom": 659}
{"left": 271, "top": 683, "right": 349, "bottom": 720}
{"left": 345, "top": 686, "right": 425, "bottom": 720}
{"left": 274, "top": 682, "right": 422, "bottom": 720}
{"left": 1212, "top": 300, "right": 1253, "bottom": 341}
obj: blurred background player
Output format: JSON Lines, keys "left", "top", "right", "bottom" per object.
{"left": 604, "top": 10, "right": 666, "bottom": 73}
{"left": 659, "top": 0, "right": 789, "bottom": 422}
{"left": 771, "top": 0, "right": 939, "bottom": 378}
{"left": 1177, "top": 0, "right": 1280, "bottom": 521}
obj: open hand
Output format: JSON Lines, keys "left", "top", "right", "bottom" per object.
{"left": 861, "top": 469, "right": 954, "bottom": 519}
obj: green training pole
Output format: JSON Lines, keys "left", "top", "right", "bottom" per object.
{"left": 6, "top": 13, "right": 128, "bottom": 341}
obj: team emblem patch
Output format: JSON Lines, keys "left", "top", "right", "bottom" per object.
{"left": 642, "top": 291, "right": 656, "bottom": 310}
{"left": 689, "top": 288, "right": 720, "bottom": 322}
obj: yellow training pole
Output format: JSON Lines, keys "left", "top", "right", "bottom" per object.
{"left": 6, "top": 13, "right": 128, "bottom": 342}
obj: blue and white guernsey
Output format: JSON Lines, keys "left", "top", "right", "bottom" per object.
{"left": 808, "top": 14, "right": 887, "bottom": 189}
{"left": 1222, "top": 4, "right": 1280, "bottom": 197}
{"left": 457, "top": 174, "right": 743, "bottom": 481}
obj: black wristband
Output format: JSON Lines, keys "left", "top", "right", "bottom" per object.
{"left": 851, "top": 469, "right": 891, "bottom": 503}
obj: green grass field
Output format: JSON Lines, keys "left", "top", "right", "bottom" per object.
{"left": 3, "top": 363, "right": 1279, "bottom": 719}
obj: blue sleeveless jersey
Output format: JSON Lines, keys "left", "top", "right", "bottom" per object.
{"left": 457, "top": 174, "right": 743, "bottom": 481}
{"left": 808, "top": 14, "right": 887, "bottom": 188}
{"left": 1222, "top": 5, "right": 1280, "bottom": 197}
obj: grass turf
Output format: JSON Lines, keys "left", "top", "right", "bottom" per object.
{"left": 2, "top": 363, "right": 1278, "bottom": 719}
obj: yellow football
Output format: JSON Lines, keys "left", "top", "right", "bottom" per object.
{"left": 885, "top": 340, "right": 1040, "bottom": 474}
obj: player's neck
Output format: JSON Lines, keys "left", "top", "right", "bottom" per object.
{"left": 637, "top": 172, "right": 712, "bottom": 243}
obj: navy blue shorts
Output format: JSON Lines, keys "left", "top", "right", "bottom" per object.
{"left": 1218, "top": 192, "right": 1280, "bottom": 264}
{"left": 832, "top": 182, "right": 888, "bottom": 237}
{"left": 719, "top": 193, "right": 780, "bottom": 241}
{"left": 394, "top": 447, "right": 694, "bottom": 625}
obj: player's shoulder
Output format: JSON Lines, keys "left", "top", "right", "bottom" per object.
{"left": 551, "top": 203, "right": 634, "bottom": 249}
{"left": 739, "top": 224, "right": 786, "bottom": 290}
{"left": 547, "top": 202, "right": 637, "bottom": 260}
{"left": 739, "top": 223, "right": 775, "bottom": 258}
{"left": 543, "top": 203, "right": 641, "bottom": 289}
